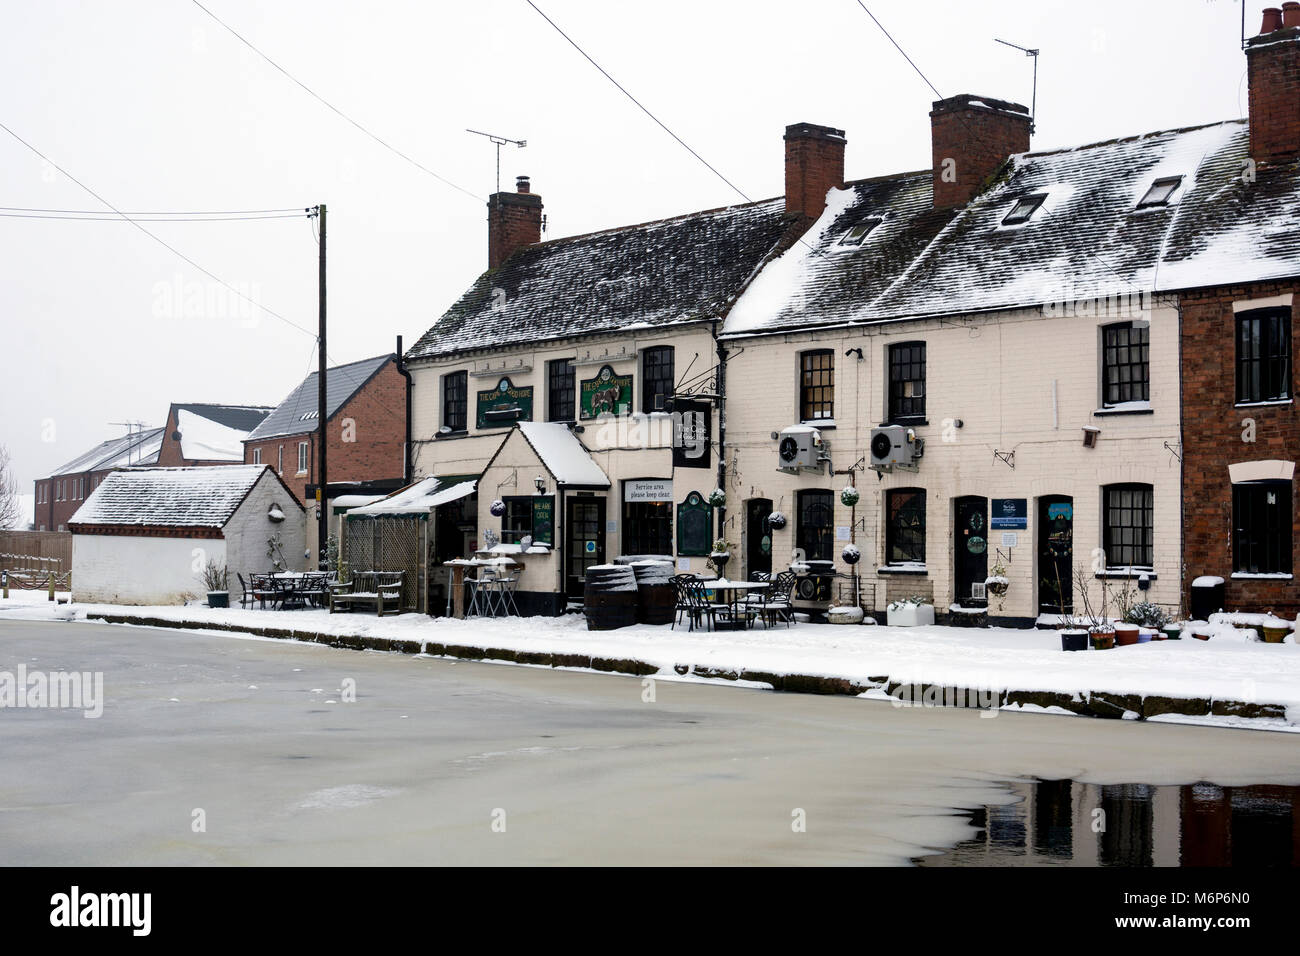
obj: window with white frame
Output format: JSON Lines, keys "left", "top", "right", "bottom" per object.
{"left": 297, "top": 441, "right": 309, "bottom": 474}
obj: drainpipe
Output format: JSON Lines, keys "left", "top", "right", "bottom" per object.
{"left": 714, "top": 320, "right": 727, "bottom": 542}
{"left": 395, "top": 335, "right": 412, "bottom": 485}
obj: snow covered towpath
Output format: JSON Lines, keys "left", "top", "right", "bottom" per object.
{"left": 2, "top": 592, "right": 1297, "bottom": 732}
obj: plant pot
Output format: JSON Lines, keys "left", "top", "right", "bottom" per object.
{"left": 1263, "top": 626, "right": 1289, "bottom": 644}
{"left": 1115, "top": 624, "right": 1140, "bottom": 646}
{"left": 828, "top": 606, "right": 864, "bottom": 625}
{"left": 1090, "top": 631, "right": 1115, "bottom": 650}
{"left": 207, "top": 591, "right": 229, "bottom": 609}
{"left": 1191, "top": 630, "right": 1211, "bottom": 641}
{"left": 1060, "top": 629, "right": 1089, "bottom": 652}
{"left": 1162, "top": 624, "right": 1183, "bottom": 641}
{"left": 887, "top": 604, "right": 936, "bottom": 627}
{"left": 710, "top": 553, "right": 730, "bottom": 574}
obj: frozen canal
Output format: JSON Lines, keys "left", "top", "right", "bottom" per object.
{"left": 1, "top": 619, "right": 1297, "bottom": 866}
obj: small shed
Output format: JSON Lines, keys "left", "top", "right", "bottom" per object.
{"left": 68, "top": 465, "right": 306, "bottom": 605}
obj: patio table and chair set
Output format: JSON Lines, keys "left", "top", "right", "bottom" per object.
{"left": 237, "top": 570, "right": 405, "bottom": 616}
{"left": 671, "top": 570, "right": 797, "bottom": 632}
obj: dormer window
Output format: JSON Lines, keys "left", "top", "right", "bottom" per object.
{"left": 837, "top": 218, "right": 882, "bottom": 247}
{"left": 1137, "top": 176, "right": 1183, "bottom": 208}
{"left": 1001, "top": 194, "right": 1046, "bottom": 226}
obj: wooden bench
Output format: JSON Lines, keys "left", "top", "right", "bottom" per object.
{"left": 329, "top": 571, "right": 404, "bottom": 617}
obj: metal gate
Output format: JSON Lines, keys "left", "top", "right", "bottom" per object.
{"left": 342, "top": 514, "right": 426, "bottom": 612}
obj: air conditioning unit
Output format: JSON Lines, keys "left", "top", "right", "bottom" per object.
{"left": 869, "top": 425, "right": 923, "bottom": 470}
{"left": 776, "top": 425, "right": 823, "bottom": 472}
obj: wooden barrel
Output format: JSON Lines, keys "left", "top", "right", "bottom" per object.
{"left": 584, "top": 565, "right": 638, "bottom": 631}
{"left": 631, "top": 560, "right": 675, "bottom": 625}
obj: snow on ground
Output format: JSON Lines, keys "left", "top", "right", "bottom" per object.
{"left": 2, "top": 589, "right": 1298, "bottom": 730}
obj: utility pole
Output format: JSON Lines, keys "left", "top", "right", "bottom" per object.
{"left": 316, "top": 203, "right": 328, "bottom": 567}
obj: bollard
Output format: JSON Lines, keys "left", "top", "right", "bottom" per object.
{"left": 48, "top": 571, "right": 55, "bottom": 602}
{"left": 2, "top": 570, "right": 8, "bottom": 600}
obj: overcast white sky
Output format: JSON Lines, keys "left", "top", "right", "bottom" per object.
{"left": 0, "top": 0, "right": 1254, "bottom": 502}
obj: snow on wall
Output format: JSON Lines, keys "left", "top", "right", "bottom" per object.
{"left": 73, "top": 533, "right": 225, "bottom": 606}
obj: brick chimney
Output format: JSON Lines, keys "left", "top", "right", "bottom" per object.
{"left": 488, "top": 175, "right": 543, "bottom": 269}
{"left": 784, "top": 123, "right": 846, "bottom": 219}
{"left": 930, "top": 94, "right": 1032, "bottom": 209}
{"left": 1247, "top": 7, "right": 1300, "bottom": 166}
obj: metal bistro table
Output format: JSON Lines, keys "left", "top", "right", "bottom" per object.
{"left": 705, "top": 578, "right": 768, "bottom": 630}
{"left": 443, "top": 556, "right": 520, "bottom": 618}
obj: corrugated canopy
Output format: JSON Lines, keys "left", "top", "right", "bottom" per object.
{"left": 347, "top": 476, "right": 477, "bottom": 516}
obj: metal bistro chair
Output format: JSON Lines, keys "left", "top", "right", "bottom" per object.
{"left": 250, "top": 573, "right": 278, "bottom": 609}
{"left": 466, "top": 566, "right": 496, "bottom": 617}
{"left": 671, "top": 574, "right": 699, "bottom": 630}
{"left": 489, "top": 573, "right": 521, "bottom": 617}
{"left": 757, "top": 570, "right": 797, "bottom": 628}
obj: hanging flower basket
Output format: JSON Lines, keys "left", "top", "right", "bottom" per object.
{"left": 841, "top": 543, "right": 861, "bottom": 565}
{"left": 708, "top": 488, "right": 726, "bottom": 508}
{"left": 767, "top": 511, "right": 787, "bottom": 530}
{"left": 489, "top": 499, "right": 506, "bottom": 517}
{"left": 984, "top": 575, "right": 1009, "bottom": 597}
{"left": 840, "top": 485, "right": 860, "bottom": 507}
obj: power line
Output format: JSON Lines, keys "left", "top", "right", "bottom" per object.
{"left": 851, "top": 0, "right": 945, "bottom": 100}
{"left": 0, "top": 117, "right": 318, "bottom": 340}
{"left": 0, "top": 211, "right": 306, "bottom": 222}
{"left": 189, "top": 0, "right": 482, "bottom": 204}
{"left": 0, "top": 205, "right": 304, "bottom": 215}
{"left": 524, "top": 0, "right": 752, "bottom": 204}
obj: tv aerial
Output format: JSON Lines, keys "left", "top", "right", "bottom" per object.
{"left": 994, "top": 38, "right": 1039, "bottom": 133}
{"left": 466, "top": 129, "right": 526, "bottom": 193}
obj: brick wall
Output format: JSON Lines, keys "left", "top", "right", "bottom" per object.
{"left": 1247, "top": 27, "right": 1300, "bottom": 166}
{"left": 1180, "top": 281, "right": 1299, "bottom": 615}
{"left": 243, "top": 360, "right": 406, "bottom": 504}
{"left": 35, "top": 470, "right": 111, "bottom": 531}
{"left": 784, "top": 123, "right": 846, "bottom": 219}
{"left": 930, "top": 95, "right": 1032, "bottom": 210}
{"left": 488, "top": 182, "right": 543, "bottom": 270}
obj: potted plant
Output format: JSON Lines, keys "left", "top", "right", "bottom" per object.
{"left": 840, "top": 485, "right": 860, "bottom": 507}
{"left": 201, "top": 558, "right": 229, "bottom": 608}
{"left": 708, "top": 488, "right": 727, "bottom": 508}
{"left": 767, "top": 511, "right": 787, "bottom": 531}
{"left": 886, "top": 593, "right": 935, "bottom": 627}
{"left": 707, "top": 538, "right": 732, "bottom": 577}
{"left": 1189, "top": 621, "right": 1212, "bottom": 641}
{"left": 1262, "top": 615, "right": 1291, "bottom": 644}
{"left": 1073, "top": 564, "right": 1114, "bottom": 649}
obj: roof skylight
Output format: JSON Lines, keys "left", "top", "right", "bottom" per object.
{"left": 837, "top": 218, "right": 882, "bottom": 247}
{"left": 1001, "top": 194, "right": 1047, "bottom": 226}
{"left": 1137, "top": 175, "right": 1183, "bottom": 208}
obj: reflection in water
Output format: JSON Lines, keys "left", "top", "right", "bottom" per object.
{"left": 918, "top": 780, "right": 1300, "bottom": 867}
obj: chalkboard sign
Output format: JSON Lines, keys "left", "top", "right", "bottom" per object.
{"left": 531, "top": 495, "right": 554, "bottom": 546}
{"left": 676, "top": 490, "right": 713, "bottom": 556}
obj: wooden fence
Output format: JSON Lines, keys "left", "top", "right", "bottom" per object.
{"left": 0, "top": 530, "right": 72, "bottom": 573}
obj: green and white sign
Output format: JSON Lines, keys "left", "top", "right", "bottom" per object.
{"left": 579, "top": 364, "right": 632, "bottom": 420}
{"left": 476, "top": 376, "right": 533, "bottom": 430}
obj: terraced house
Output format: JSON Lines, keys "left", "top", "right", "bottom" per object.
{"left": 406, "top": 8, "right": 1300, "bottom": 621}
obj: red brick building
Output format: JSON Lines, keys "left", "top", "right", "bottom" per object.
{"left": 32, "top": 427, "right": 163, "bottom": 532}
{"left": 242, "top": 354, "right": 407, "bottom": 505}
{"left": 155, "top": 403, "right": 272, "bottom": 467}
{"left": 1175, "top": 12, "right": 1300, "bottom": 616}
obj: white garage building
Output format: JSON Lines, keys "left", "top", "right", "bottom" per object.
{"left": 69, "top": 465, "right": 306, "bottom": 605}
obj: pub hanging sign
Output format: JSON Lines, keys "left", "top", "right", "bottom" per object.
{"left": 476, "top": 376, "right": 534, "bottom": 430}
{"left": 579, "top": 364, "right": 633, "bottom": 420}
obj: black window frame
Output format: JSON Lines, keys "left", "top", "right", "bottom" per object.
{"left": 796, "top": 489, "right": 834, "bottom": 562}
{"left": 1002, "top": 193, "right": 1046, "bottom": 225}
{"left": 1236, "top": 307, "right": 1292, "bottom": 405}
{"left": 1101, "top": 321, "right": 1150, "bottom": 407}
{"left": 642, "top": 346, "right": 675, "bottom": 413}
{"left": 1136, "top": 175, "right": 1182, "bottom": 209}
{"left": 442, "top": 370, "right": 468, "bottom": 433}
{"left": 1102, "top": 483, "right": 1154, "bottom": 570}
{"left": 1233, "top": 480, "right": 1293, "bottom": 575}
{"left": 547, "top": 358, "right": 576, "bottom": 422}
{"left": 622, "top": 498, "right": 673, "bottom": 556}
{"left": 799, "top": 349, "right": 834, "bottom": 423}
{"left": 888, "top": 341, "right": 927, "bottom": 423}
{"left": 885, "top": 488, "right": 926, "bottom": 565}
{"left": 501, "top": 495, "right": 534, "bottom": 544}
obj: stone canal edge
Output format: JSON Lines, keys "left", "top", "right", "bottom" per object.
{"left": 86, "top": 612, "right": 1293, "bottom": 726}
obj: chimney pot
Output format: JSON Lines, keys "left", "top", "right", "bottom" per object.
{"left": 487, "top": 179, "right": 543, "bottom": 269}
{"left": 1247, "top": 9, "right": 1300, "bottom": 163}
{"left": 930, "top": 94, "right": 1032, "bottom": 209}
{"left": 1263, "top": 7, "right": 1285, "bottom": 31}
{"left": 516, "top": 175, "right": 531, "bottom": 193}
{"left": 1283, "top": 3, "right": 1300, "bottom": 28}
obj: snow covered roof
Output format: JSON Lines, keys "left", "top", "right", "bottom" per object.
{"left": 406, "top": 199, "right": 793, "bottom": 360}
{"left": 347, "top": 476, "right": 477, "bottom": 516}
{"left": 516, "top": 422, "right": 610, "bottom": 487}
{"left": 49, "top": 427, "right": 165, "bottom": 476}
{"left": 173, "top": 404, "right": 271, "bottom": 461}
{"left": 724, "top": 119, "right": 1300, "bottom": 336}
{"left": 68, "top": 465, "right": 298, "bottom": 529}
{"left": 245, "top": 354, "right": 393, "bottom": 441}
